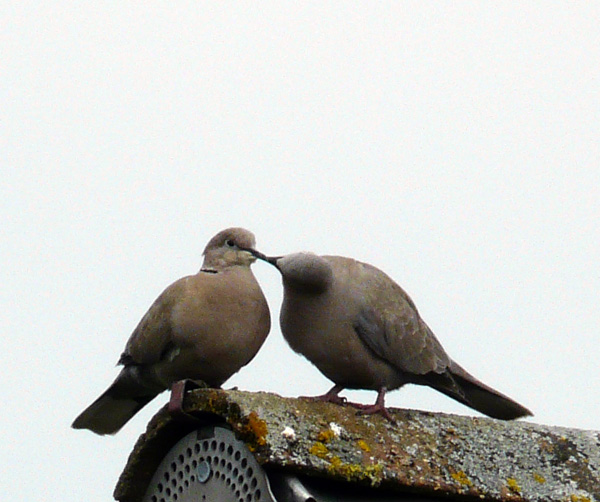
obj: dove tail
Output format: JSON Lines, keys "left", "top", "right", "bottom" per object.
{"left": 437, "top": 361, "right": 533, "bottom": 420}
{"left": 72, "top": 368, "right": 157, "bottom": 435}
{"left": 424, "top": 361, "right": 532, "bottom": 420}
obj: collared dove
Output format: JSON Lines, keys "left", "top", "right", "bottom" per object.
{"left": 253, "top": 251, "right": 531, "bottom": 421}
{"left": 72, "top": 228, "right": 271, "bottom": 435}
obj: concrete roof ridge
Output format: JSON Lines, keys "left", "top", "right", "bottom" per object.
{"left": 115, "top": 388, "right": 600, "bottom": 502}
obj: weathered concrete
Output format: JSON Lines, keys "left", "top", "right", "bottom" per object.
{"left": 115, "top": 389, "right": 599, "bottom": 502}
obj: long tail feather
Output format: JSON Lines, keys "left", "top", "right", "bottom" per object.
{"left": 427, "top": 361, "right": 532, "bottom": 420}
{"left": 72, "top": 368, "right": 158, "bottom": 435}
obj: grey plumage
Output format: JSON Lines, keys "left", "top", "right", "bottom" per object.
{"left": 72, "top": 228, "right": 271, "bottom": 435}
{"left": 257, "top": 251, "right": 531, "bottom": 421}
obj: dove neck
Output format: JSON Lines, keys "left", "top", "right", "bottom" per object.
{"left": 278, "top": 253, "right": 333, "bottom": 294}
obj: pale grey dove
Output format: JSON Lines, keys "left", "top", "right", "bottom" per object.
{"left": 253, "top": 251, "right": 531, "bottom": 421}
{"left": 72, "top": 228, "right": 271, "bottom": 435}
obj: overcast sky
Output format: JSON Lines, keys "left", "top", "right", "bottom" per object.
{"left": 3, "top": 3, "right": 599, "bottom": 501}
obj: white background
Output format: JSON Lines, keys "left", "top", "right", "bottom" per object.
{"left": 3, "top": 3, "right": 598, "bottom": 500}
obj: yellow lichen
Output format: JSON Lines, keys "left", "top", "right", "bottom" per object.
{"left": 533, "top": 472, "right": 546, "bottom": 484}
{"left": 327, "top": 455, "right": 383, "bottom": 485}
{"left": 205, "top": 390, "right": 226, "bottom": 414}
{"left": 570, "top": 495, "right": 591, "bottom": 502}
{"left": 357, "top": 439, "right": 370, "bottom": 452}
{"left": 309, "top": 441, "right": 329, "bottom": 459}
{"left": 329, "top": 455, "right": 342, "bottom": 468}
{"left": 308, "top": 442, "right": 382, "bottom": 486}
{"left": 451, "top": 471, "right": 473, "bottom": 486}
{"left": 317, "top": 428, "right": 336, "bottom": 443}
{"left": 507, "top": 478, "right": 521, "bottom": 494}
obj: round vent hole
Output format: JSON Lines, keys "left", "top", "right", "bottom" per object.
{"left": 197, "top": 460, "right": 211, "bottom": 483}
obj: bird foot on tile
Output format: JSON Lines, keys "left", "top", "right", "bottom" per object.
{"left": 168, "top": 379, "right": 206, "bottom": 418}
{"left": 300, "top": 384, "right": 348, "bottom": 406}
{"left": 354, "top": 388, "right": 396, "bottom": 424}
{"left": 355, "top": 403, "right": 396, "bottom": 424}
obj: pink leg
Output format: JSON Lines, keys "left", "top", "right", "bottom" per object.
{"left": 355, "top": 388, "right": 396, "bottom": 423}
{"left": 168, "top": 380, "right": 188, "bottom": 415}
{"left": 168, "top": 379, "right": 204, "bottom": 417}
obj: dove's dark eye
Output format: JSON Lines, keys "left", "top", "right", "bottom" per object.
{"left": 225, "top": 239, "right": 236, "bottom": 248}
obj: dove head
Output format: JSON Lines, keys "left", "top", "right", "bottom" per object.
{"left": 202, "top": 227, "right": 259, "bottom": 269}
{"left": 261, "top": 252, "right": 333, "bottom": 294}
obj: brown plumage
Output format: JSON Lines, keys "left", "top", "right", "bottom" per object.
{"left": 72, "top": 228, "right": 271, "bottom": 435}
{"left": 256, "top": 251, "right": 531, "bottom": 421}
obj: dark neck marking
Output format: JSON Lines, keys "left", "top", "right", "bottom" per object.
{"left": 200, "top": 268, "right": 218, "bottom": 274}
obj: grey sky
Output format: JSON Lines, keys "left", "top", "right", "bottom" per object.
{"left": 2, "top": 3, "right": 599, "bottom": 500}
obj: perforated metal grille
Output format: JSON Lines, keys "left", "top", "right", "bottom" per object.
{"left": 143, "top": 425, "right": 275, "bottom": 502}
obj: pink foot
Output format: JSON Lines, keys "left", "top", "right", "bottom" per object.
{"left": 355, "top": 388, "right": 396, "bottom": 424}
{"left": 300, "top": 384, "right": 347, "bottom": 405}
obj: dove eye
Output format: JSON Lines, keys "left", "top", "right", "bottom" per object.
{"left": 225, "top": 239, "right": 236, "bottom": 248}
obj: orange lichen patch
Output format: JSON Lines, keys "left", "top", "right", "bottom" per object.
{"left": 533, "top": 472, "right": 546, "bottom": 484}
{"left": 357, "top": 439, "right": 370, "bottom": 453}
{"left": 506, "top": 478, "right": 521, "bottom": 494}
{"left": 240, "top": 411, "right": 268, "bottom": 451}
{"left": 451, "top": 471, "right": 473, "bottom": 487}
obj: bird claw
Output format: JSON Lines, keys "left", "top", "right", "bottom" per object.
{"left": 323, "top": 394, "right": 347, "bottom": 405}
{"left": 345, "top": 401, "right": 371, "bottom": 410}
{"left": 299, "top": 393, "right": 348, "bottom": 406}
{"left": 356, "top": 404, "right": 396, "bottom": 424}
{"left": 353, "top": 388, "right": 396, "bottom": 423}
{"left": 298, "top": 384, "right": 348, "bottom": 406}
{"left": 299, "top": 394, "right": 343, "bottom": 405}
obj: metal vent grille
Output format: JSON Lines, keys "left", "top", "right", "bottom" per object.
{"left": 143, "top": 425, "right": 275, "bottom": 502}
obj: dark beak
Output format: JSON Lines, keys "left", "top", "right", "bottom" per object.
{"left": 246, "top": 248, "right": 281, "bottom": 267}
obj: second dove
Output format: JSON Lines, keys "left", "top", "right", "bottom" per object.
{"left": 253, "top": 251, "right": 531, "bottom": 421}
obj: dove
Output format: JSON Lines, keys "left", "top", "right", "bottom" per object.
{"left": 253, "top": 251, "right": 531, "bottom": 421}
{"left": 72, "top": 227, "right": 270, "bottom": 434}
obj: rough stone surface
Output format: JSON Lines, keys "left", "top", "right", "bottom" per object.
{"left": 114, "top": 389, "right": 599, "bottom": 502}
